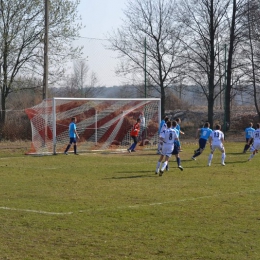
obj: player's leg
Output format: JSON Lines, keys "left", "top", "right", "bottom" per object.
{"left": 73, "top": 139, "right": 78, "bottom": 155}
{"left": 243, "top": 138, "right": 250, "bottom": 153}
{"left": 192, "top": 139, "right": 206, "bottom": 159}
{"left": 172, "top": 145, "right": 183, "bottom": 171}
{"left": 128, "top": 136, "right": 135, "bottom": 152}
{"left": 156, "top": 154, "right": 164, "bottom": 174}
{"left": 160, "top": 156, "right": 170, "bottom": 174}
{"left": 131, "top": 136, "right": 138, "bottom": 151}
{"left": 248, "top": 143, "right": 259, "bottom": 161}
{"left": 208, "top": 146, "right": 215, "bottom": 166}
{"left": 220, "top": 146, "right": 226, "bottom": 165}
{"left": 64, "top": 138, "right": 73, "bottom": 154}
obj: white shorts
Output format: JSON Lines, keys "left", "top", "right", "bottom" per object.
{"left": 161, "top": 143, "right": 174, "bottom": 157}
{"left": 211, "top": 143, "right": 225, "bottom": 153}
{"left": 251, "top": 142, "right": 260, "bottom": 151}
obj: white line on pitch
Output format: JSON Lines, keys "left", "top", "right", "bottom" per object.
{"left": 0, "top": 206, "right": 73, "bottom": 215}
{"left": 126, "top": 190, "right": 258, "bottom": 209}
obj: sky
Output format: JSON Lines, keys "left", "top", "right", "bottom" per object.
{"left": 72, "top": 0, "right": 128, "bottom": 87}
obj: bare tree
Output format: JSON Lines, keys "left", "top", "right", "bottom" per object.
{"left": 0, "top": 0, "right": 82, "bottom": 131}
{"left": 108, "top": 0, "right": 186, "bottom": 117}
{"left": 240, "top": 0, "right": 260, "bottom": 118}
{"left": 176, "top": 0, "right": 230, "bottom": 127}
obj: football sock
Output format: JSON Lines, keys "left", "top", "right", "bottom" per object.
{"left": 221, "top": 153, "right": 226, "bottom": 164}
{"left": 65, "top": 144, "right": 71, "bottom": 152}
{"left": 156, "top": 161, "right": 161, "bottom": 172}
{"left": 248, "top": 154, "right": 255, "bottom": 160}
{"left": 161, "top": 161, "right": 168, "bottom": 171}
{"left": 74, "top": 145, "right": 77, "bottom": 154}
{"left": 244, "top": 144, "right": 250, "bottom": 152}
{"left": 177, "top": 157, "right": 181, "bottom": 166}
{"left": 208, "top": 154, "right": 213, "bottom": 164}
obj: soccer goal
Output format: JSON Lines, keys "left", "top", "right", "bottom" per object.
{"left": 25, "top": 97, "right": 161, "bottom": 155}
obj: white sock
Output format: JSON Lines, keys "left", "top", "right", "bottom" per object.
{"left": 156, "top": 161, "right": 161, "bottom": 172}
{"left": 249, "top": 154, "right": 255, "bottom": 160}
{"left": 222, "top": 153, "right": 226, "bottom": 164}
{"left": 161, "top": 161, "right": 168, "bottom": 171}
{"left": 208, "top": 154, "right": 213, "bottom": 164}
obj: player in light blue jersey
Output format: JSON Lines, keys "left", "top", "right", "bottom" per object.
{"left": 243, "top": 123, "right": 255, "bottom": 153}
{"left": 176, "top": 118, "right": 184, "bottom": 151}
{"left": 192, "top": 122, "right": 212, "bottom": 160}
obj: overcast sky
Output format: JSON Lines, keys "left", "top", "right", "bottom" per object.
{"left": 72, "top": 0, "right": 127, "bottom": 87}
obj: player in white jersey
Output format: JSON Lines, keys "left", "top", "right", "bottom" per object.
{"left": 248, "top": 123, "right": 260, "bottom": 161}
{"left": 207, "top": 124, "right": 226, "bottom": 166}
{"left": 155, "top": 121, "right": 179, "bottom": 176}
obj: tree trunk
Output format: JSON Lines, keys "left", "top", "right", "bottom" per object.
{"left": 208, "top": 0, "right": 215, "bottom": 128}
{"left": 225, "top": 0, "right": 237, "bottom": 131}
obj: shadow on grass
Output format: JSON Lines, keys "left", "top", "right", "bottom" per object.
{"left": 106, "top": 174, "right": 157, "bottom": 179}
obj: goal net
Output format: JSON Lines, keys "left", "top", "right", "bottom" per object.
{"left": 25, "top": 98, "right": 161, "bottom": 155}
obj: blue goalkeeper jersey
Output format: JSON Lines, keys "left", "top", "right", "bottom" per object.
{"left": 69, "top": 122, "right": 77, "bottom": 138}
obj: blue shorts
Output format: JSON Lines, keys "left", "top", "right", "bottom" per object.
{"left": 199, "top": 138, "right": 207, "bottom": 150}
{"left": 69, "top": 137, "right": 77, "bottom": 144}
{"left": 172, "top": 144, "right": 179, "bottom": 155}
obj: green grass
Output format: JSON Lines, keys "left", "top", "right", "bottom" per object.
{"left": 0, "top": 142, "right": 260, "bottom": 259}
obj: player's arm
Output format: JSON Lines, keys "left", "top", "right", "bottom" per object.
{"left": 195, "top": 128, "right": 200, "bottom": 139}
{"left": 208, "top": 136, "right": 212, "bottom": 147}
{"left": 74, "top": 128, "right": 79, "bottom": 139}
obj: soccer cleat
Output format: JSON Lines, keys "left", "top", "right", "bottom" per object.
{"left": 166, "top": 165, "right": 169, "bottom": 171}
{"left": 155, "top": 170, "right": 159, "bottom": 174}
{"left": 191, "top": 157, "right": 196, "bottom": 160}
{"left": 64, "top": 152, "right": 68, "bottom": 155}
{"left": 74, "top": 153, "right": 79, "bottom": 155}
{"left": 127, "top": 149, "right": 131, "bottom": 153}
{"left": 178, "top": 165, "right": 183, "bottom": 171}
{"left": 221, "top": 163, "right": 225, "bottom": 166}
{"left": 159, "top": 170, "right": 164, "bottom": 176}
{"left": 208, "top": 162, "right": 211, "bottom": 166}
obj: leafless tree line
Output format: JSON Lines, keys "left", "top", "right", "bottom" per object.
{"left": 108, "top": 0, "right": 260, "bottom": 129}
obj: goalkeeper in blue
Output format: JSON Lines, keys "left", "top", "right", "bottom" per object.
{"left": 155, "top": 121, "right": 180, "bottom": 176}
{"left": 64, "top": 117, "right": 80, "bottom": 155}
{"left": 192, "top": 122, "right": 212, "bottom": 160}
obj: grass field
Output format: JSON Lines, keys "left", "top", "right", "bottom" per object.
{"left": 0, "top": 141, "right": 260, "bottom": 260}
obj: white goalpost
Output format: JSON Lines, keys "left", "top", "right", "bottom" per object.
{"left": 25, "top": 97, "right": 161, "bottom": 155}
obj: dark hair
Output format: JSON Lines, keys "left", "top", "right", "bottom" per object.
{"left": 172, "top": 120, "right": 177, "bottom": 127}
{"left": 71, "top": 117, "right": 76, "bottom": 121}
{"left": 164, "top": 116, "right": 169, "bottom": 123}
{"left": 257, "top": 123, "right": 260, "bottom": 129}
{"left": 166, "top": 121, "right": 172, "bottom": 128}
{"left": 176, "top": 118, "right": 181, "bottom": 123}
{"left": 215, "top": 124, "right": 221, "bottom": 130}
{"left": 204, "top": 122, "right": 210, "bottom": 128}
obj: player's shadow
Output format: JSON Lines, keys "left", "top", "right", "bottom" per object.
{"left": 104, "top": 172, "right": 157, "bottom": 179}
